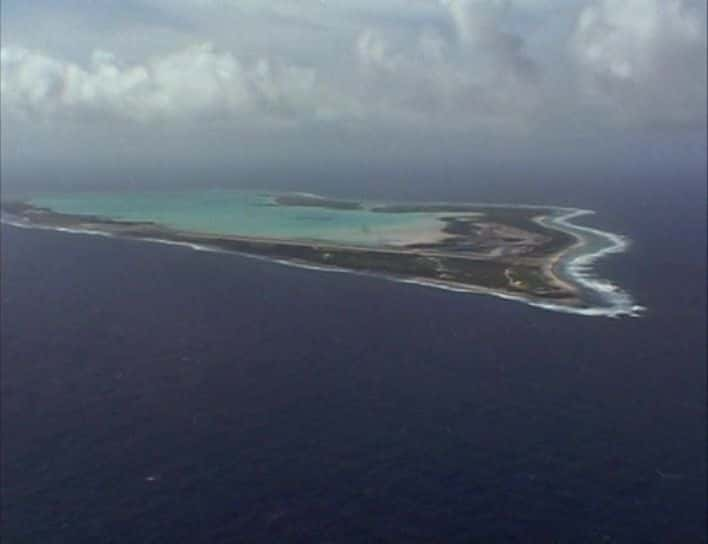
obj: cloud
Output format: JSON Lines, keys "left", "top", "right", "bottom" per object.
{"left": 572, "top": 0, "right": 707, "bottom": 127}
{"left": 353, "top": 0, "right": 541, "bottom": 129}
{"left": 2, "top": 0, "right": 705, "bottom": 131}
{"left": 1, "top": 43, "right": 318, "bottom": 123}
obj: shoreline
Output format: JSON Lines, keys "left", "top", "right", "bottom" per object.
{"left": 537, "top": 209, "right": 644, "bottom": 317}
{"left": 0, "top": 215, "right": 575, "bottom": 310}
{"left": 1, "top": 197, "right": 642, "bottom": 317}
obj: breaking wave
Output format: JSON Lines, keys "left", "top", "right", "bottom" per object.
{"left": 537, "top": 209, "right": 645, "bottom": 318}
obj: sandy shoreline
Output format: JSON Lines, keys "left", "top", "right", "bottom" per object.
{"left": 535, "top": 209, "right": 644, "bottom": 317}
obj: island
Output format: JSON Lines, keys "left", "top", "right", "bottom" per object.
{"left": 0, "top": 191, "right": 642, "bottom": 317}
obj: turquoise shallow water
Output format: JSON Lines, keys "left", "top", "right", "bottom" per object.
{"left": 29, "top": 190, "right": 441, "bottom": 245}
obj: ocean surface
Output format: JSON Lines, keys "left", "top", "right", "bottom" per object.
{"left": 1, "top": 182, "right": 705, "bottom": 542}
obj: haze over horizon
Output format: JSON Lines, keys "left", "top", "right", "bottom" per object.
{"left": 1, "top": 0, "right": 706, "bottom": 195}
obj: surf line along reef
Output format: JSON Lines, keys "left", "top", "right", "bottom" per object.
{"left": 0, "top": 192, "right": 644, "bottom": 317}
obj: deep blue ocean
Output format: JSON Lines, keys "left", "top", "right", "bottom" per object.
{"left": 1, "top": 180, "right": 705, "bottom": 542}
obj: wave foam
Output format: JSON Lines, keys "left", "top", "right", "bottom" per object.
{"left": 538, "top": 209, "right": 645, "bottom": 318}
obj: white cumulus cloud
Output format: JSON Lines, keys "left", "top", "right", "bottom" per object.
{"left": 1, "top": 43, "right": 319, "bottom": 123}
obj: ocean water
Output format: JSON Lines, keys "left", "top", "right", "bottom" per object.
{"left": 27, "top": 190, "right": 442, "bottom": 245}
{"left": 1, "top": 183, "right": 705, "bottom": 542}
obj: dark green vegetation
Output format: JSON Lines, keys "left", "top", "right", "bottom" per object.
{"left": 118, "top": 229, "right": 571, "bottom": 300}
{"left": 0, "top": 201, "right": 156, "bottom": 228}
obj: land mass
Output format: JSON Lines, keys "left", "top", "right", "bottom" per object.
{"left": 1, "top": 198, "right": 587, "bottom": 308}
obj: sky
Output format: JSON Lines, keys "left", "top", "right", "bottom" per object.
{"left": 1, "top": 0, "right": 706, "bottom": 195}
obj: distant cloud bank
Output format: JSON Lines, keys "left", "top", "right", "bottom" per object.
{"left": 1, "top": 0, "right": 705, "bottom": 183}
{"left": 2, "top": 0, "right": 705, "bottom": 130}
